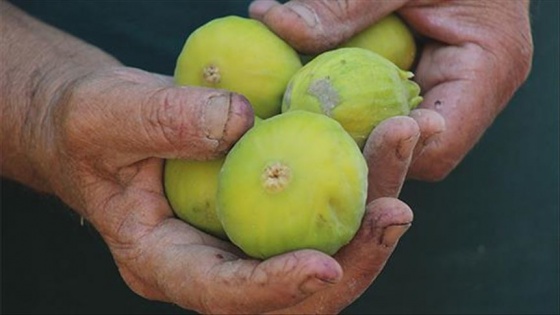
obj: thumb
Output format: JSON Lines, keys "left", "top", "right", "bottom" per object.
{"left": 249, "top": 0, "right": 408, "bottom": 54}
{"left": 64, "top": 68, "right": 254, "bottom": 163}
{"left": 134, "top": 84, "right": 255, "bottom": 160}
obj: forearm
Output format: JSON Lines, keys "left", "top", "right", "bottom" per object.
{"left": 0, "top": 1, "right": 120, "bottom": 192}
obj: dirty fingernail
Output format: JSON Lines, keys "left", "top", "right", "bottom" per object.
{"left": 381, "top": 224, "right": 411, "bottom": 247}
{"left": 204, "top": 93, "right": 230, "bottom": 141}
{"left": 249, "top": 0, "right": 278, "bottom": 19}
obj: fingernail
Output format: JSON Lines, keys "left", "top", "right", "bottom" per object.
{"left": 396, "top": 134, "right": 418, "bottom": 161}
{"left": 248, "top": 0, "right": 278, "bottom": 19}
{"left": 203, "top": 93, "right": 230, "bottom": 141}
{"left": 228, "top": 93, "right": 253, "bottom": 121}
{"left": 288, "top": 3, "right": 318, "bottom": 27}
{"left": 299, "top": 276, "right": 336, "bottom": 294}
{"left": 381, "top": 224, "right": 411, "bottom": 247}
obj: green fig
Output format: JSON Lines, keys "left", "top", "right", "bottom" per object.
{"left": 217, "top": 111, "right": 368, "bottom": 259}
{"left": 174, "top": 16, "right": 302, "bottom": 118}
{"left": 282, "top": 47, "right": 423, "bottom": 149}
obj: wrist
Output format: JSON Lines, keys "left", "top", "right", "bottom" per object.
{"left": 0, "top": 1, "right": 121, "bottom": 194}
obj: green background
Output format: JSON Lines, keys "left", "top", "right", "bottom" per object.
{"left": 2, "top": 1, "right": 558, "bottom": 314}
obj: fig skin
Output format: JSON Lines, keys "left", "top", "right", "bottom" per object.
{"left": 282, "top": 47, "right": 423, "bottom": 149}
{"left": 341, "top": 14, "right": 417, "bottom": 70}
{"left": 217, "top": 111, "right": 368, "bottom": 259}
{"left": 164, "top": 158, "right": 228, "bottom": 239}
{"left": 164, "top": 117, "right": 262, "bottom": 239}
{"left": 174, "top": 15, "right": 302, "bottom": 119}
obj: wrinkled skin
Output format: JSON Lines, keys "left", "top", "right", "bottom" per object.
{"left": 250, "top": 0, "right": 533, "bottom": 181}
{"left": 0, "top": 0, "right": 532, "bottom": 313}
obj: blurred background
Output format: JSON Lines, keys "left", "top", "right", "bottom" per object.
{"left": 2, "top": 1, "right": 558, "bottom": 314}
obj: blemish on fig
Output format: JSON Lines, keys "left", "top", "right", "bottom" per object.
{"left": 307, "top": 78, "right": 340, "bottom": 116}
{"left": 216, "top": 254, "right": 224, "bottom": 259}
{"left": 282, "top": 81, "right": 293, "bottom": 110}
{"left": 203, "top": 64, "right": 221, "bottom": 84}
{"left": 262, "top": 162, "right": 291, "bottom": 193}
{"left": 434, "top": 100, "right": 442, "bottom": 109}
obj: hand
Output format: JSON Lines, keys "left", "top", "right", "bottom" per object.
{"left": 1, "top": 3, "right": 414, "bottom": 312}
{"left": 249, "top": 0, "right": 534, "bottom": 181}
{"left": 26, "top": 66, "right": 413, "bottom": 314}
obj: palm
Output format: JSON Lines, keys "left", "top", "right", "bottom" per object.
{"left": 49, "top": 56, "right": 417, "bottom": 314}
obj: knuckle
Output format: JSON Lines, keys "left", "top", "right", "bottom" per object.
{"left": 143, "top": 88, "right": 196, "bottom": 151}
{"left": 412, "top": 156, "right": 455, "bottom": 182}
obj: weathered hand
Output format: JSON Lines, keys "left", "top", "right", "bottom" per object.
{"left": 19, "top": 65, "right": 411, "bottom": 314}
{"left": 250, "top": 0, "right": 533, "bottom": 181}
{"left": 1, "top": 2, "right": 416, "bottom": 312}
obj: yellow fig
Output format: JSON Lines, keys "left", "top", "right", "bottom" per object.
{"left": 174, "top": 16, "right": 302, "bottom": 118}
{"left": 217, "top": 111, "right": 368, "bottom": 259}
{"left": 164, "top": 117, "right": 262, "bottom": 239}
{"left": 341, "top": 14, "right": 417, "bottom": 70}
{"left": 164, "top": 158, "right": 227, "bottom": 239}
{"left": 283, "top": 47, "right": 423, "bottom": 149}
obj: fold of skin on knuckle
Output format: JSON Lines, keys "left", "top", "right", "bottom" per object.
{"left": 144, "top": 88, "right": 201, "bottom": 156}
{"left": 143, "top": 87, "right": 231, "bottom": 160}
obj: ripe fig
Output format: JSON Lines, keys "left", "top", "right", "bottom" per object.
{"left": 217, "top": 111, "right": 368, "bottom": 259}
{"left": 164, "top": 158, "right": 227, "bottom": 239}
{"left": 164, "top": 117, "right": 262, "bottom": 239}
{"left": 174, "top": 16, "right": 302, "bottom": 118}
{"left": 282, "top": 47, "right": 423, "bottom": 149}
{"left": 342, "top": 14, "right": 417, "bottom": 70}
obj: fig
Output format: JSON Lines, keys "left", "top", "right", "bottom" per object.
{"left": 164, "top": 158, "right": 227, "bottom": 239}
{"left": 164, "top": 117, "right": 262, "bottom": 239}
{"left": 174, "top": 16, "right": 302, "bottom": 118}
{"left": 282, "top": 47, "right": 423, "bottom": 149}
{"left": 217, "top": 111, "right": 368, "bottom": 259}
{"left": 341, "top": 14, "right": 417, "bottom": 70}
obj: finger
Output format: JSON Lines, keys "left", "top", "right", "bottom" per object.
{"left": 249, "top": 0, "right": 408, "bottom": 54}
{"left": 122, "top": 216, "right": 343, "bottom": 314}
{"left": 269, "top": 197, "right": 413, "bottom": 314}
{"left": 406, "top": 42, "right": 512, "bottom": 181}
{"left": 398, "top": 2, "right": 532, "bottom": 181}
{"left": 408, "top": 108, "right": 446, "bottom": 164}
{"left": 363, "top": 116, "right": 420, "bottom": 202}
{"left": 63, "top": 68, "right": 254, "bottom": 163}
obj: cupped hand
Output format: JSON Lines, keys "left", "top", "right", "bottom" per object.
{"left": 31, "top": 65, "right": 416, "bottom": 314}
{"left": 250, "top": 0, "right": 533, "bottom": 181}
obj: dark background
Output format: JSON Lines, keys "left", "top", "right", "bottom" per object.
{"left": 2, "top": 1, "right": 558, "bottom": 314}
